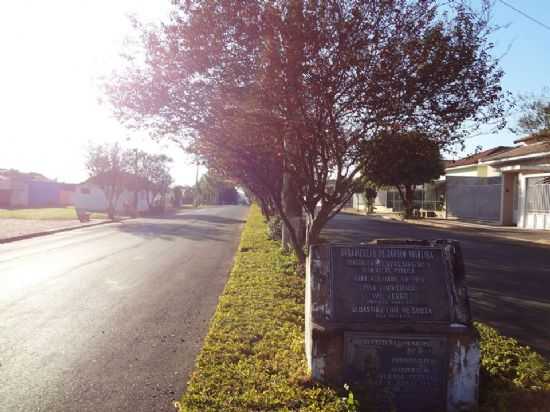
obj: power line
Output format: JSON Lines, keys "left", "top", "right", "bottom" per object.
{"left": 498, "top": 0, "right": 550, "bottom": 33}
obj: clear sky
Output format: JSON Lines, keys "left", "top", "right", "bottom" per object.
{"left": 0, "top": 1, "right": 548, "bottom": 184}
{"left": 0, "top": 1, "right": 201, "bottom": 185}
{"left": 464, "top": 0, "right": 550, "bottom": 154}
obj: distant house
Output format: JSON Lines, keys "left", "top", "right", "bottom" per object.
{"left": 73, "top": 174, "right": 149, "bottom": 214}
{"left": 59, "top": 183, "right": 77, "bottom": 206}
{"left": 445, "top": 146, "right": 512, "bottom": 178}
{"left": 442, "top": 135, "right": 550, "bottom": 229}
{"left": 357, "top": 135, "right": 550, "bottom": 231}
{"left": 443, "top": 148, "right": 513, "bottom": 223}
{"left": 0, "top": 169, "right": 74, "bottom": 208}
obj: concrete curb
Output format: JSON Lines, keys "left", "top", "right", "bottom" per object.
{"left": 0, "top": 219, "right": 123, "bottom": 244}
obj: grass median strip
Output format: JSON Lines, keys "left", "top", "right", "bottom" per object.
{"left": 178, "top": 205, "right": 345, "bottom": 411}
{"left": 178, "top": 205, "right": 549, "bottom": 412}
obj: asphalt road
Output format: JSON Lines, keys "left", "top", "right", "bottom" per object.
{"left": 0, "top": 205, "right": 248, "bottom": 412}
{"left": 323, "top": 213, "right": 550, "bottom": 358}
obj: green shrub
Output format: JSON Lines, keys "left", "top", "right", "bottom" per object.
{"left": 477, "top": 322, "right": 550, "bottom": 412}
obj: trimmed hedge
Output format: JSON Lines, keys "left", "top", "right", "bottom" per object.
{"left": 178, "top": 205, "right": 549, "bottom": 412}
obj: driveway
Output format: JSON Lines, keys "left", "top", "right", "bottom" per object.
{"left": 0, "top": 205, "right": 248, "bottom": 411}
{"left": 323, "top": 213, "right": 550, "bottom": 358}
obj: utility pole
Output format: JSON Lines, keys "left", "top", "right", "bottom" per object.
{"left": 193, "top": 158, "right": 200, "bottom": 208}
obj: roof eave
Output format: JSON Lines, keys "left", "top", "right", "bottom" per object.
{"left": 484, "top": 151, "right": 550, "bottom": 166}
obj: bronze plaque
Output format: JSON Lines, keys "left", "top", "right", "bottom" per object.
{"left": 330, "top": 245, "right": 451, "bottom": 322}
{"left": 344, "top": 333, "right": 448, "bottom": 412}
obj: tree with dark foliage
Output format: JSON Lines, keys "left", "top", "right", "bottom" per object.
{"left": 515, "top": 90, "right": 550, "bottom": 136}
{"left": 363, "top": 131, "right": 444, "bottom": 218}
{"left": 107, "top": 0, "right": 506, "bottom": 261}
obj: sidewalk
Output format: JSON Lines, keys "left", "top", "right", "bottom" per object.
{"left": 342, "top": 208, "right": 550, "bottom": 246}
{"left": 0, "top": 218, "right": 112, "bottom": 243}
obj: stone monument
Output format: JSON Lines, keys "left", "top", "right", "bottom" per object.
{"left": 305, "top": 240, "right": 479, "bottom": 412}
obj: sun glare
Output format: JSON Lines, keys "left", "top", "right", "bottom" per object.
{"left": 0, "top": 1, "right": 183, "bottom": 184}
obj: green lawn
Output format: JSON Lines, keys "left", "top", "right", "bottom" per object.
{"left": 178, "top": 205, "right": 549, "bottom": 412}
{"left": 0, "top": 207, "right": 107, "bottom": 220}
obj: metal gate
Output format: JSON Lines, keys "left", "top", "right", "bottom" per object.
{"left": 525, "top": 176, "right": 550, "bottom": 230}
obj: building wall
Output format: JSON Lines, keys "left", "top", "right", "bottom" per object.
{"left": 446, "top": 164, "right": 501, "bottom": 178}
{"left": 28, "top": 181, "right": 61, "bottom": 207}
{"left": 446, "top": 165, "right": 480, "bottom": 177}
{"left": 446, "top": 176, "right": 502, "bottom": 221}
{"left": 353, "top": 190, "right": 391, "bottom": 212}
{"left": 0, "top": 190, "right": 10, "bottom": 207}
{"left": 73, "top": 184, "right": 149, "bottom": 213}
{"left": 0, "top": 178, "right": 29, "bottom": 207}
{"left": 59, "top": 190, "right": 74, "bottom": 206}
{"left": 10, "top": 182, "right": 28, "bottom": 207}
{"left": 353, "top": 193, "right": 367, "bottom": 210}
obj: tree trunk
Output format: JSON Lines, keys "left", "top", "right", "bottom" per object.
{"left": 281, "top": 171, "right": 304, "bottom": 252}
{"left": 278, "top": 208, "right": 306, "bottom": 263}
{"left": 105, "top": 186, "right": 116, "bottom": 220}
{"left": 305, "top": 205, "right": 331, "bottom": 253}
{"left": 404, "top": 185, "right": 415, "bottom": 219}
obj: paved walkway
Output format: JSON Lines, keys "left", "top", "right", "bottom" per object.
{"left": 0, "top": 218, "right": 108, "bottom": 241}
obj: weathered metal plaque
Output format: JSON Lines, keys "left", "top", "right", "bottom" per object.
{"left": 330, "top": 245, "right": 451, "bottom": 322}
{"left": 344, "top": 333, "right": 448, "bottom": 412}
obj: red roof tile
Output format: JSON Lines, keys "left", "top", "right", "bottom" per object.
{"left": 484, "top": 142, "right": 550, "bottom": 162}
{"left": 446, "top": 146, "right": 513, "bottom": 168}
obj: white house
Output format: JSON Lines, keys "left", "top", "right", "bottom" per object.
{"left": 484, "top": 133, "right": 550, "bottom": 230}
{"left": 442, "top": 147, "right": 512, "bottom": 222}
{"left": 444, "top": 146, "right": 511, "bottom": 178}
{"left": 74, "top": 181, "right": 149, "bottom": 214}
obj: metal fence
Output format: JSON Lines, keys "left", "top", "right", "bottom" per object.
{"left": 386, "top": 184, "right": 445, "bottom": 212}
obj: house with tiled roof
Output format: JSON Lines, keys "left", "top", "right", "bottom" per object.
{"left": 445, "top": 146, "right": 513, "bottom": 178}
{"left": 74, "top": 172, "right": 150, "bottom": 214}
{"left": 353, "top": 133, "right": 550, "bottom": 230}
{"left": 483, "top": 132, "right": 550, "bottom": 230}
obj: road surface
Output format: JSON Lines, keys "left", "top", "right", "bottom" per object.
{"left": 324, "top": 213, "right": 550, "bottom": 358}
{"left": 0, "top": 206, "right": 248, "bottom": 412}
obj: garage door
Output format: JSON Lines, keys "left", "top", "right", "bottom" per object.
{"left": 525, "top": 176, "right": 550, "bottom": 230}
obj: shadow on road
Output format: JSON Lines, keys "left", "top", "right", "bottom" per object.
{"left": 323, "top": 214, "right": 550, "bottom": 357}
{"left": 115, "top": 207, "right": 247, "bottom": 243}
{"left": 115, "top": 220, "right": 226, "bottom": 242}
{"left": 168, "top": 213, "right": 246, "bottom": 225}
